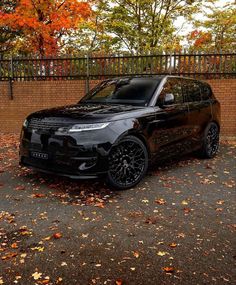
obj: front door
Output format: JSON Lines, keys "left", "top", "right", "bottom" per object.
{"left": 151, "top": 77, "right": 190, "bottom": 160}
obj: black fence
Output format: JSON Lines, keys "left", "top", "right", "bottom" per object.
{"left": 0, "top": 52, "right": 236, "bottom": 82}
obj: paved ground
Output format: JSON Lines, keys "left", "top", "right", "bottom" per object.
{"left": 0, "top": 134, "right": 235, "bottom": 285}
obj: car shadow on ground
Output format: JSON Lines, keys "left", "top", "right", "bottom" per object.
{"left": 13, "top": 150, "right": 203, "bottom": 207}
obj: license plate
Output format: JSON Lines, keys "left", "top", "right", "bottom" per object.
{"left": 31, "top": 151, "right": 49, "bottom": 160}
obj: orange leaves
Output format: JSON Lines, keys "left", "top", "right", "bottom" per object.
{"left": 162, "top": 266, "right": 175, "bottom": 273}
{"left": 0, "top": 0, "right": 91, "bottom": 56}
{"left": 155, "top": 198, "right": 166, "bottom": 205}
{"left": 189, "top": 29, "right": 199, "bottom": 40}
{"left": 31, "top": 193, "right": 46, "bottom": 198}
{"left": 53, "top": 232, "right": 62, "bottom": 239}
{"left": 132, "top": 251, "right": 140, "bottom": 258}
{"left": 94, "top": 202, "right": 105, "bottom": 208}
{"left": 1, "top": 252, "right": 18, "bottom": 260}
{"left": 11, "top": 243, "right": 18, "bottom": 249}
{"left": 187, "top": 29, "right": 212, "bottom": 49}
{"left": 169, "top": 243, "right": 177, "bottom": 248}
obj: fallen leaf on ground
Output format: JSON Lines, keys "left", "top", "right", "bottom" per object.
{"left": 1, "top": 252, "right": 17, "bottom": 260}
{"left": 39, "top": 280, "right": 49, "bottom": 284}
{"left": 31, "top": 246, "right": 44, "bottom": 252}
{"left": 115, "top": 279, "right": 123, "bottom": 285}
{"left": 56, "top": 277, "right": 63, "bottom": 284}
{"left": 183, "top": 207, "right": 191, "bottom": 214}
{"left": 31, "top": 193, "right": 46, "bottom": 198}
{"left": 157, "top": 251, "right": 168, "bottom": 256}
{"left": 43, "top": 236, "right": 51, "bottom": 241}
{"left": 133, "top": 251, "right": 140, "bottom": 258}
{"left": 145, "top": 216, "right": 158, "bottom": 224}
{"left": 177, "top": 233, "right": 185, "bottom": 238}
{"left": 155, "top": 198, "right": 166, "bottom": 205}
{"left": 162, "top": 267, "right": 175, "bottom": 273}
{"left": 216, "top": 208, "right": 223, "bottom": 212}
{"left": 94, "top": 202, "right": 105, "bottom": 208}
{"left": 200, "top": 178, "right": 215, "bottom": 185}
{"left": 15, "top": 185, "right": 25, "bottom": 191}
{"left": 53, "top": 233, "right": 62, "bottom": 239}
{"left": 61, "top": 262, "right": 67, "bottom": 266}
{"left": 32, "top": 272, "right": 42, "bottom": 280}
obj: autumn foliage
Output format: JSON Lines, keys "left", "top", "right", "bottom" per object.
{"left": 0, "top": 0, "right": 91, "bottom": 56}
{"left": 187, "top": 30, "right": 212, "bottom": 51}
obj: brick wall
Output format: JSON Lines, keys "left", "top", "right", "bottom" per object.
{"left": 206, "top": 79, "right": 236, "bottom": 139}
{"left": 0, "top": 79, "right": 235, "bottom": 138}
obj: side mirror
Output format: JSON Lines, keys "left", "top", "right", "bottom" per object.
{"left": 163, "top": 93, "right": 174, "bottom": 105}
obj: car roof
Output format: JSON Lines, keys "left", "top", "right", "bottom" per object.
{"left": 108, "top": 75, "right": 206, "bottom": 84}
{"left": 109, "top": 75, "right": 165, "bottom": 81}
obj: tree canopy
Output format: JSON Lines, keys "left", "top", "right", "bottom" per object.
{"left": 101, "top": 0, "right": 200, "bottom": 54}
{"left": 0, "top": 0, "right": 20, "bottom": 56}
{"left": 0, "top": 0, "right": 91, "bottom": 56}
{"left": 0, "top": 0, "right": 235, "bottom": 56}
{"left": 66, "top": 0, "right": 201, "bottom": 54}
{"left": 187, "top": 2, "right": 236, "bottom": 52}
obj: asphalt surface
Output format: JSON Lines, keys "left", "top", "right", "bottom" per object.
{"left": 0, "top": 134, "right": 235, "bottom": 285}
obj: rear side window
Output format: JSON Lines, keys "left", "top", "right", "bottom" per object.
{"left": 201, "top": 83, "right": 212, "bottom": 100}
{"left": 182, "top": 80, "right": 201, "bottom": 102}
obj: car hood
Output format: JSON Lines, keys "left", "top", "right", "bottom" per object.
{"left": 28, "top": 103, "right": 156, "bottom": 123}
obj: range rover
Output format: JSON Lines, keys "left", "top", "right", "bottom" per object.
{"left": 20, "top": 76, "right": 221, "bottom": 189}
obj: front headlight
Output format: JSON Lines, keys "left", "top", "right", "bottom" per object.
{"left": 68, "top": 122, "right": 110, "bottom": 132}
{"left": 23, "top": 119, "right": 28, "bottom": 128}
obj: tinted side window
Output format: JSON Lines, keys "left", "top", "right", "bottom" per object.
{"left": 201, "top": 83, "right": 212, "bottom": 100}
{"left": 183, "top": 80, "right": 201, "bottom": 102}
{"left": 158, "top": 78, "right": 183, "bottom": 105}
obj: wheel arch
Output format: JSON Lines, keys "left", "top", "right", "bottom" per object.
{"left": 114, "top": 129, "right": 151, "bottom": 158}
{"left": 211, "top": 120, "right": 220, "bottom": 132}
{"left": 203, "top": 120, "right": 220, "bottom": 135}
{"left": 201, "top": 120, "right": 220, "bottom": 139}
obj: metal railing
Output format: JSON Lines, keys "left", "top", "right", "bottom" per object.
{"left": 1, "top": 52, "right": 235, "bottom": 82}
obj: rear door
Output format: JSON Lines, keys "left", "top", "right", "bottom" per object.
{"left": 182, "top": 79, "right": 212, "bottom": 148}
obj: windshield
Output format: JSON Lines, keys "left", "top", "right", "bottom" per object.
{"left": 80, "top": 77, "right": 161, "bottom": 106}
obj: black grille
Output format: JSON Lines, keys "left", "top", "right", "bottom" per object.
{"left": 28, "top": 118, "right": 70, "bottom": 131}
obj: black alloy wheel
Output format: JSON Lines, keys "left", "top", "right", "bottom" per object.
{"left": 200, "top": 122, "right": 220, "bottom": 158}
{"left": 107, "top": 136, "right": 148, "bottom": 190}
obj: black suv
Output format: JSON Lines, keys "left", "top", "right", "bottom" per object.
{"left": 20, "top": 76, "right": 221, "bottom": 190}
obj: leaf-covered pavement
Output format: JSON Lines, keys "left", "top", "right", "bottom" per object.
{"left": 0, "top": 134, "right": 235, "bottom": 285}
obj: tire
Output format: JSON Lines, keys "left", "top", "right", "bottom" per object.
{"left": 106, "top": 135, "right": 148, "bottom": 190}
{"left": 199, "top": 122, "right": 220, "bottom": 158}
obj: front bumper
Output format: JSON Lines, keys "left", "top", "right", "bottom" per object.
{"left": 19, "top": 128, "right": 113, "bottom": 179}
